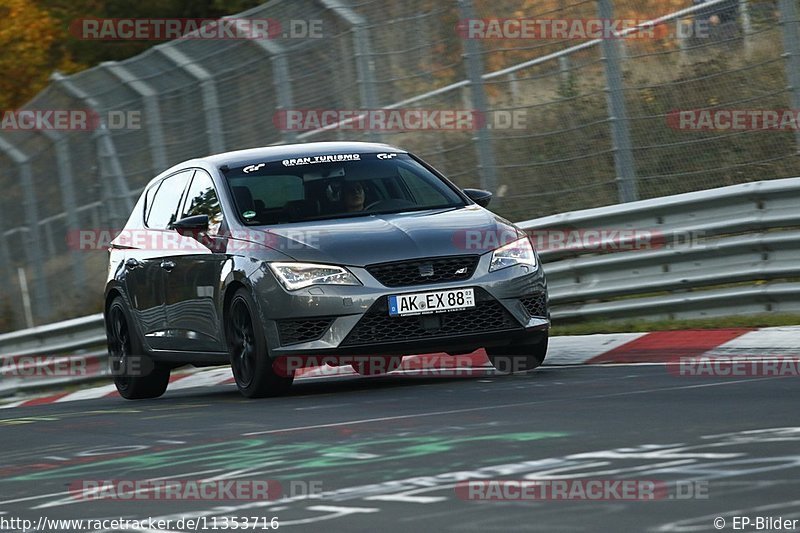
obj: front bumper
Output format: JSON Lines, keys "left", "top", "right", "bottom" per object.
{"left": 248, "top": 252, "right": 548, "bottom": 358}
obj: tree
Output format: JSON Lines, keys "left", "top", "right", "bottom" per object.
{"left": 1, "top": 0, "right": 266, "bottom": 109}
{"left": 0, "top": 0, "right": 79, "bottom": 109}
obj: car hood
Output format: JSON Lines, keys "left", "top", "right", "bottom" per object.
{"left": 253, "top": 205, "right": 523, "bottom": 267}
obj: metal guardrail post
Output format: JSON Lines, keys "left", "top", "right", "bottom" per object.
{"left": 0, "top": 137, "right": 51, "bottom": 324}
{"left": 51, "top": 72, "right": 133, "bottom": 229}
{"left": 319, "top": 0, "right": 380, "bottom": 142}
{"left": 39, "top": 130, "right": 87, "bottom": 293}
{"left": 598, "top": 0, "right": 638, "bottom": 203}
{"left": 101, "top": 61, "right": 169, "bottom": 175}
{"left": 779, "top": 0, "right": 800, "bottom": 153}
{"left": 158, "top": 45, "right": 226, "bottom": 154}
{"left": 458, "top": 0, "right": 499, "bottom": 200}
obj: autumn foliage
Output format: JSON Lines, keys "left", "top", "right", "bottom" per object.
{"left": 0, "top": 0, "right": 709, "bottom": 110}
{"left": 0, "top": 0, "right": 74, "bottom": 109}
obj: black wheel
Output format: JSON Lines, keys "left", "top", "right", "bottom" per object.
{"left": 486, "top": 334, "right": 548, "bottom": 373}
{"left": 107, "top": 296, "right": 170, "bottom": 399}
{"left": 226, "top": 288, "right": 293, "bottom": 398}
{"left": 351, "top": 356, "right": 403, "bottom": 376}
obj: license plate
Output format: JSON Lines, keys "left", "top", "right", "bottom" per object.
{"left": 388, "top": 288, "right": 475, "bottom": 317}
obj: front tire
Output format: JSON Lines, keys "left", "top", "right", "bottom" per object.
{"left": 226, "top": 288, "right": 293, "bottom": 398}
{"left": 107, "top": 296, "right": 170, "bottom": 399}
{"left": 486, "top": 334, "right": 548, "bottom": 373}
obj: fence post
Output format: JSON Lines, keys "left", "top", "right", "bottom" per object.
{"left": 270, "top": 53, "right": 297, "bottom": 144}
{"left": 39, "top": 130, "right": 87, "bottom": 293}
{"left": 558, "top": 56, "right": 572, "bottom": 97}
{"left": 101, "top": 61, "right": 169, "bottom": 174}
{"left": 677, "top": 18, "right": 690, "bottom": 64}
{"left": 508, "top": 72, "right": 520, "bottom": 104}
{"left": 0, "top": 206, "right": 12, "bottom": 320}
{"left": 778, "top": 0, "right": 800, "bottom": 153}
{"left": 598, "top": 0, "right": 638, "bottom": 203}
{"left": 739, "top": 0, "right": 752, "bottom": 53}
{"left": 458, "top": 0, "right": 499, "bottom": 199}
{"left": 319, "top": 0, "right": 380, "bottom": 141}
{"left": 95, "top": 127, "right": 133, "bottom": 230}
{"left": 0, "top": 137, "right": 51, "bottom": 324}
{"left": 51, "top": 72, "right": 133, "bottom": 229}
{"left": 238, "top": 29, "right": 297, "bottom": 143}
{"left": 158, "top": 45, "right": 226, "bottom": 154}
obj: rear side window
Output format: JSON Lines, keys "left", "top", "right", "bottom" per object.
{"left": 144, "top": 182, "right": 160, "bottom": 223}
{"left": 146, "top": 170, "right": 193, "bottom": 229}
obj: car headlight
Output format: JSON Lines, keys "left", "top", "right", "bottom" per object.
{"left": 489, "top": 237, "right": 538, "bottom": 272}
{"left": 268, "top": 262, "right": 361, "bottom": 291}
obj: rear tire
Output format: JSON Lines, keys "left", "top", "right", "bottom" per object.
{"left": 107, "top": 296, "right": 170, "bottom": 400}
{"left": 226, "top": 288, "right": 293, "bottom": 398}
{"left": 486, "top": 334, "right": 548, "bottom": 373}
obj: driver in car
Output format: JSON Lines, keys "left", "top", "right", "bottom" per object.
{"left": 344, "top": 181, "right": 366, "bottom": 212}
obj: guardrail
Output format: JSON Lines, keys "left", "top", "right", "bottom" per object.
{"left": 2, "top": 176, "right": 799, "bottom": 396}
{"left": 518, "top": 176, "right": 800, "bottom": 321}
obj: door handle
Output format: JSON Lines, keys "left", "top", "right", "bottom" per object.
{"left": 160, "top": 260, "right": 176, "bottom": 272}
{"left": 125, "top": 258, "right": 142, "bottom": 270}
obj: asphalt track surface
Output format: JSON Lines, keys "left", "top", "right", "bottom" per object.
{"left": 1, "top": 365, "right": 799, "bottom": 533}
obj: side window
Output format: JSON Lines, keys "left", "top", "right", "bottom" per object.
{"left": 146, "top": 170, "right": 192, "bottom": 229}
{"left": 180, "top": 170, "right": 223, "bottom": 234}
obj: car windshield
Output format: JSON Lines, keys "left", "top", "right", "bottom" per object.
{"left": 222, "top": 153, "right": 466, "bottom": 225}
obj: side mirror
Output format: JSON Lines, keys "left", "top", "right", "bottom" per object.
{"left": 170, "top": 214, "right": 209, "bottom": 237}
{"left": 463, "top": 188, "right": 493, "bottom": 208}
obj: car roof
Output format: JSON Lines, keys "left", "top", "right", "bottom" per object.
{"left": 197, "top": 141, "right": 407, "bottom": 168}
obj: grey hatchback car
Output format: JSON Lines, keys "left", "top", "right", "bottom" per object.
{"left": 104, "top": 142, "right": 549, "bottom": 399}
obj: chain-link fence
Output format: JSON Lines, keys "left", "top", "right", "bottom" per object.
{"left": 0, "top": 0, "right": 797, "bottom": 330}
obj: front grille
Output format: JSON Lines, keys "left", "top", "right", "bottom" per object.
{"left": 277, "top": 318, "right": 334, "bottom": 346}
{"left": 341, "top": 288, "right": 520, "bottom": 346}
{"left": 366, "top": 255, "right": 480, "bottom": 287}
{"left": 520, "top": 293, "right": 548, "bottom": 318}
